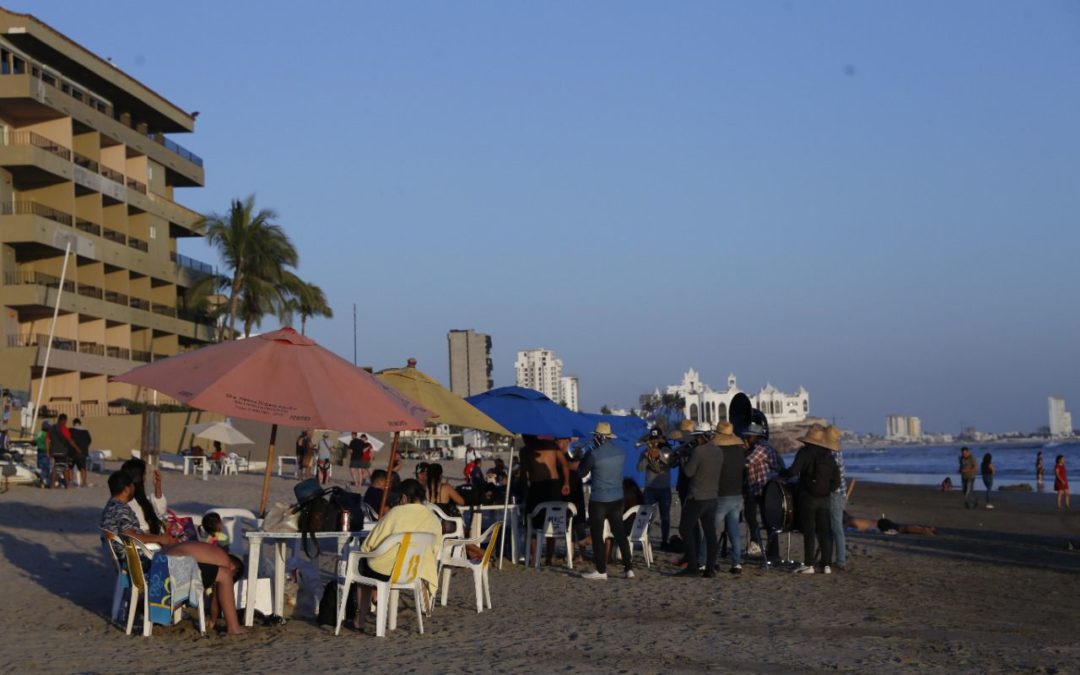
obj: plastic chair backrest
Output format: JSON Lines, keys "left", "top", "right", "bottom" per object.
{"left": 385, "top": 532, "right": 436, "bottom": 585}
{"left": 630, "top": 503, "right": 656, "bottom": 540}
{"left": 425, "top": 503, "right": 464, "bottom": 537}
{"left": 530, "top": 501, "right": 570, "bottom": 537}
{"left": 479, "top": 522, "right": 502, "bottom": 568}
{"left": 123, "top": 538, "right": 146, "bottom": 591}
{"left": 100, "top": 529, "right": 123, "bottom": 571}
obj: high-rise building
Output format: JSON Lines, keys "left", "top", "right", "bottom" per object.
{"left": 1049, "top": 396, "right": 1072, "bottom": 438}
{"left": 885, "top": 415, "right": 922, "bottom": 442}
{"left": 514, "top": 348, "right": 563, "bottom": 402}
{"left": 560, "top": 375, "right": 579, "bottom": 412}
{"left": 0, "top": 8, "right": 214, "bottom": 418}
{"left": 447, "top": 329, "right": 492, "bottom": 397}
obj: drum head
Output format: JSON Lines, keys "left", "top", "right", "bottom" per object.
{"left": 730, "top": 393, "right": 752, "bottom": 437}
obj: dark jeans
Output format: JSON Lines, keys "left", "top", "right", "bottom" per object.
{"left": 589, "top": 499, "right": 631, "bottom": 574}
{"left": 643, "top": 487, "right": 672, "bottom": 543}
{"left": 679, "top": 498, "right": 717, "bottom": 572}
{"left": 799, "top": 494, "right": 832, "bottom": 567}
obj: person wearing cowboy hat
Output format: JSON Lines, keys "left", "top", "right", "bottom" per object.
{"left": 711, "top": 423, "right": 748, "bottom": 575}
{"left": 673, "top": 422, "right": 728, "bottom": 577}
{"left": 637, "top": 426, "right": 674, "bottom": 549}
{"left": 579, "top": 421, "right": 634, "bottom": 580}
{"left": 741, "top": 415, "right": 786, "bottom": 563}
{"left": 780, "top": 424, "right": 841, "bottom": 574}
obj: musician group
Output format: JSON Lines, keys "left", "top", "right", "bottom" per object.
{"left": 637, "top": 399, "right": 845, "bottom": 575}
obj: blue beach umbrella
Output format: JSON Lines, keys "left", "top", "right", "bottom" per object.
{"left": 465, "top": 386, "right": 590, "bottom": 438}
{"left": 574, "top": 412, "right": 651, "bottom": 485}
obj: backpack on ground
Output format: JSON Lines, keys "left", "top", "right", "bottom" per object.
{"left": 317, "top": 580, "right": 356, "bottom": 626}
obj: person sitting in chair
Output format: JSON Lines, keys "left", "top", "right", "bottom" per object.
{"left": 100, "top": 470, "right": 244, "bottom": 635}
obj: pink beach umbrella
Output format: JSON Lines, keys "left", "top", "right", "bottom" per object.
{"left": 113, "top": 327, "right": 432, "bottom": 515}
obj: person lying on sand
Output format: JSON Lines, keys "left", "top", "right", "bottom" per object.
{"left": 843, "top": 511, "right": 936, "bottom": 536}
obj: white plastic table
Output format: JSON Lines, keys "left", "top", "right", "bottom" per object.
{"left": 242, "top": 530, "right": 367, "bottom": 627}
{"left": 461, "top": 504, "right": 520, "bottom": 562}
{"left": 277, "top": 456, "right": 299, "bottom": 478}
{"left": 182, "top": 455, "right": 208, "bottom": 479}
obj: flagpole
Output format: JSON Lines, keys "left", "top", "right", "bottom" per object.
{"left": 29, "top": 240, "right": 72, "bottom": 437}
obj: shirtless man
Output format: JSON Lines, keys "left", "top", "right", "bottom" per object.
{"left": 522, "top": 435, "right": 572, "bottom": 566}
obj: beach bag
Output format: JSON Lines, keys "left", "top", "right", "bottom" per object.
{"left": 317, "top": 580, "right": 356, "bottom": 626}
{"left": 298, "top": 494, "right": 340, "bottom": 558}
{"left": 263, "top": 501, "right": 300, "bottom": 533}
{"left": 329, "top": 487, "right": 367, "bottom": 532}
{"left": 361, "top": 446, "right": 373, "bottom": 463}
{"left": 807, "top": 450, "right": 838, "bottom": 498}
{"left": 165, "top": 510, "right": 199, "bottom": 543}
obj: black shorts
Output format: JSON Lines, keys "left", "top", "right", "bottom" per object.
{"left": 527, "top": 479, "right": 565, "bottom": 528}
{"left": 70, "top": 453, "right": 87, "bottom": 470}
{"left": 360, "top": 559, "right": 390, "bottom": 582}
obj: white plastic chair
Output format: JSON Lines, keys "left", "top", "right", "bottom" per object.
{"left": 100, "top": 529, "right": 128, "bottom": 623}
{"left": 220, "top": 456, "right": 239, "bottom": 475}
{"left": 439, "top": 522, "right": 501, "bottom": 613}
{"left": 203, "top": 508, "right": 258, "bottom": 546}
{"left": 425, "top": 502, "right": 465, "bottom": 539}
{"left": 524, "top": 501, "right": 577, "bottom": 569}
{"left": 122, "top": 536, "right": 206, "bottom": 637}
{"left": 602, "top": 504, "right": 657, "bottom": 568}
{"left": 89, "top": 450, "right": 111, "bottom": 473}
{"left": 334, "top": 532, "right": 435, "bottom": 638}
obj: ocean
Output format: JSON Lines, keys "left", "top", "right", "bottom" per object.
{"left": 818, "top": 441, "right": 1080, "bottom": 489}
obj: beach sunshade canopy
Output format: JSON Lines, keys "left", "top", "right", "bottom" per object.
{"left": 377, "top": 360, "right": 511, "bottom": 436}
{"left": 465, "top": 386, "right": 589, "bottom": 438}
{"left": 113, "top": 327, "right": 432, "bottom": 431}
{"left": 337, "top": 433, "right": 385, "bottom": 452}
{"left": 575, "top": 412, "right": 650, "bottom": 484}
{"left": 186, "top": 421, "right": 254, "bottom": 446}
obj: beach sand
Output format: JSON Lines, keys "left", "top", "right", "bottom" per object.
{"left": 1, "top": 460, "right": 1078, "bottom": 674}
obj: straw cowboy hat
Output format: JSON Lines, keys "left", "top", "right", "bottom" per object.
{"left": 593, "top": 421, "right": 617, "bottom": 438}
{"left": 797, "top": 424, "right": 841, "bottom": 452}
{"left": 678, "top": 419, "right": 695, "bottom": 433}
{"left": 711, "top": 422, "right": 742, "bottom": 446}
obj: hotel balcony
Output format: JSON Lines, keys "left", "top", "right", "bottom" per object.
{"left": 0, "top": 70, "right": 204, "bottom": 186}
{"left": 0, "top": 201, "right": 212, "bottom": 286}
{"left": 0, "top": 131, "right": 202, "bottom": 232}
{"left": 6, "top": 331, "right": 174, "bottom": 377}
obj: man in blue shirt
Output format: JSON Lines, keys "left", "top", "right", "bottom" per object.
{"left": 579, "top": 422, "right": 633, "bottom": 580}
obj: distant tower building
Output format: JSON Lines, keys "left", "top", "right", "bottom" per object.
{"left": 514, "top": 348, "right": 563, "bottom": 402}
{"left": 1049, "top": 396, "right": 1073, "bottom": 438}
{"left": 560, "top": 375, "right": 580, "bottom": 412}
{"left": 885, "top": 415, "right": 922, "bottom": 441}
{"left": 447, "top": 329, "right": 492, "bottom": 398}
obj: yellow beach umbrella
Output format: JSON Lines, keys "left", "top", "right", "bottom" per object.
{"left": 376, "top": 359, "right": 511, "bottom": 436}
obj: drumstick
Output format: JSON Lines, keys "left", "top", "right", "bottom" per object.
{"left": 846, "top": 477, "right": 857, "bottom": 500}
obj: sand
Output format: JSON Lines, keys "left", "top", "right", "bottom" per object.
{"left": 1, "top": 459, "right": 1078, "bottom": 674}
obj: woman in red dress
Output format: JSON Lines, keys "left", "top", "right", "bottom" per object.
{"left": 1054, "top": 454, "right": 1070, "bottom": 510}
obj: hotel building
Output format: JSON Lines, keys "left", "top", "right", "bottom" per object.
{"left": 447, "top": 329, "right": 492, "bottom": 398}
{"left": 0, "top": 8, "right": 214, "bottom": 418}
{"left": 514, "top": 348, "right": 563, "bottom": 403}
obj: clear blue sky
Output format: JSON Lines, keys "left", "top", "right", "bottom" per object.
{"left": 14, "top": 1, "right": 1080, "bottom": 433}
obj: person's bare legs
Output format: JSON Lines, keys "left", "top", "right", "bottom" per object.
{"left": 354, "top": 585, "right": 373, "bottom": 632}
{"left": 79, "top": 467, "right": 88, "bottom": 488}
{"left": 350, "top": 467, "right": 362, "bottom": 486}
{"left": 165, "top": 542, "right": 244, "bottom": 635}
{"left": 1060, "top": 490, "right": 1065, "bottom": 509}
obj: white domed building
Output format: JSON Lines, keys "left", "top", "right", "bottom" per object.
{"left": 664, "top": 368, "right": 809, "bottom": 428}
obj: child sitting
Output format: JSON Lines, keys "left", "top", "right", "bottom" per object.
{"left": 201, "top": 512, "right": 230, "bottom": 552}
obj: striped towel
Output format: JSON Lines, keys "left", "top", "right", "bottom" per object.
{"left": 148, "top": 553, "right": 204, "bottom": 625}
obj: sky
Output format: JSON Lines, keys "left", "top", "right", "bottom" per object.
{"left": 12, "top": 1, "right": 1080, "bottom": 433}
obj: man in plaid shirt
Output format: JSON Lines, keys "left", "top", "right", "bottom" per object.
{"left": 743, "top": 433, "right": 785, "bottom": 561}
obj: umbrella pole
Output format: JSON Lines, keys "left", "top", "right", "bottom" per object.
{"left": 258, "top": 424, "right": 279, "bottom": 518}
{"left": 498, "top": 440, "right": 516, "bottom": 569}
{"left": 378, "top": 431, "right": 401, "bottom": 516}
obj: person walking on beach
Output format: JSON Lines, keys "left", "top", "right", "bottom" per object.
{"left": 70, "top": 417, "right": 91, "bottom": 488}
{"left": 959, "top": 447, "right": 978, "bottom": 509}
{"left": 981, "top": 453, "right": 995, "bottom": 509}
{"left": 1054, "top": 455, "right": 1069, "bottom": 509}
{"left": 580, "top": 422, "right": 634, "bottom": 580}
{"left": 295, "top": 429, "right": 312, "bottom": 479}
{"left": 1036, "top": 451, "right": 1045, "bottom": 491}
{"left": 781, "top": 424, "right": 840, "bottom": 574}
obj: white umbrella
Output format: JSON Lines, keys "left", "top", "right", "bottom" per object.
{"left": 337, "top": 433, "right": 385, "bottom": 452}
{"left": 187, "top": 421, "right": 255, "bottom": 446}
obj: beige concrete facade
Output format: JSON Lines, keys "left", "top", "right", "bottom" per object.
{"left": 0, "top": 7, "right": 214, "bottom": 420}
{"left": 448, "top": 329, "right": 492, "bottom": 398}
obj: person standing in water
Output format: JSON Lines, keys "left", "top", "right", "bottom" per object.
{"left": 1035, "top": 451, "right": 1045, "bottom": 492}
{"left": 981, "top": 453, "right": 995, "bottom": 509}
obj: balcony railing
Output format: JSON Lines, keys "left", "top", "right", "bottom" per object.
{"left": 127, "top": 236, "right": 149, "bottom": 252}
{"left": 131, "top": 349, "right": 152, "bottom": 363}
{"left": 6, "top": 333, "right": 155, "bottom": 368}
{"left": 129, "top": 297, "right": 150, "bottom": 311}
{"left": 104, "top": 290, "right": 129, "bottom": 306}
{"left": 151, "top": 303, "right": 177, "bottom": 318}
{"left": 106, "top": 345, "right": 131, "bottom": 360}
{"left": 157, "top": 135, "right": 204, "bottom": 168}
{"left": 0, "top": 201, "right": 73, "bottom": 227}
{"left": 126, "top": 178, "right": 148, "bottom": 194}
{"left": 101, "top": 166, "right": 125, "bottom": 184}
{"left": 0, "top": 130, "right": 72, "bottom": 161}
{"left": 73, "top": 151, "right": 100, "bottom": 173}
{"left": 4, "top": 270, "right": 74, "bottom": 292}
{"left": 171, "top": 252, "right": 214, "bottom": 275}
{"left": 76, "top": 283, "right": 104, "bottom": 300}
{"left": 75, "top": 218, "right": 102, "bottom": 236}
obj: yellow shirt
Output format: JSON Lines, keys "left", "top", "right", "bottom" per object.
{"left": 360, "top": 503, "right": 442, "bottom": 592}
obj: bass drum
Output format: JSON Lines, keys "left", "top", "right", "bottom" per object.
{"left": 761, "top": 479, "right": 799, "bottom": 533}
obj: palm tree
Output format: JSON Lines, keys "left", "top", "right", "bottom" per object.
{"left": 198, "top": 195, "right": 299, "bottom": 340}
{"left": 279, "top": 274, "right": 333, "bottom": 335}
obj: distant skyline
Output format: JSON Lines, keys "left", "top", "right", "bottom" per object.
{"left": 13, "top": 1, "right": 1078, "bottom": 433}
